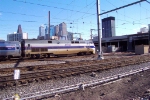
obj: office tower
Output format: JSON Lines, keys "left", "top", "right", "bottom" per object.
{"left": 54, "top": 25, "right": 59, "bottom": 36}
{"left": 102, "top": 16, "right": 115, "bottom": 38}
{"left": 45, "top": 26, "right": 48, "bottom": 39}
{"left": 59, "top": 22, "right": 67, "bottom": 36}
{"left": 50, "top": 25, "right": 55, "bottom": 38}
{"left": 17, "top": 24, "right": 23, "bottom": 34}
{"left": 45, "top": 26, "right": 48, "bottom": 35}
{"left": 39, "top": 25, "right": 45, "bottom": 37}
{"left": 7, "top": 32, "right": 28, "bottom": 41}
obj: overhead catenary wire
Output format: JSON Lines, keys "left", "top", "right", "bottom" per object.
{"left": 1, "top": 0, "right": 144, "bottom": 26}
{"left": 146, "top": 0, "right": 150, "bottom": 4}
{"left": 0, "top": 0, "right": 150, "bottom": 39}
{"left": 100, "top": 0, "right": 146, "bottom": 15}
{"left": 101, "top": 0, "right": 150, "bottom": 30}
{"left": 53, "top": 0, "right": 75, "bottom": 18}
{"left": 0, "top": 10, "right": 45, "bottom": 18}
{"left": 12, "top": 0, "right": 95, "bottom": 15}
{"left": 76, "top": 2, "right": 96, "bottom": 21}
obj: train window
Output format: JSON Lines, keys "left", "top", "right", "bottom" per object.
{"left": 48, "top": 41, "right": 52, "bottom": 43}
{"left": 16, "top": 47, "right": 19, "bottom": 49}
{"left": 28, "top": 44, "right": 30, "bottom": 47}
{"left": 71, "top": 41, "right": 74, "bottom": 43}
{"left": 75, "top": 41, "right": 79, "bottom": 43}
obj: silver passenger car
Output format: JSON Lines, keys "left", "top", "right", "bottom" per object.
{"left": 0, "top": 41, "right": 21, "bottom": 59}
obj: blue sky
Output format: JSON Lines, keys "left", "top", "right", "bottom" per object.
{"left": 0, "top": 0, "right": 150, "bottom": 40}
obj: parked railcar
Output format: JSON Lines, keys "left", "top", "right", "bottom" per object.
{"left": 21, "top": 39, "right": 95, "bottom": 58}
{"left": 0, "top": 41, "right": 21, "bottom": 59}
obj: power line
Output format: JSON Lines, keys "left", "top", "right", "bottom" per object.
{"left": 65, "top": 0, "right": 96, "bottom": 21}
{"left": 13, "top": 0, "right": 95, "bottom": 15}
{"left": 0, "top": 10, "right": 45, "bottom": 17}
{"left": 103, "top": 0, "right": 135, "bottom": 20}
{"left": 53, "top": 0, "right": 75, "bottom": 18}
{"left": 105, "top": 0, "right": 116, "bottom": 7}
{"left": 0, "top": 0, "right": 97, "bottom": 23}
{"left": 100, "top": 0, "right": 146, "bottom": 15}
{"left": 146, "top": 0, "right": 150, "bottom": 4}
{"left": 102, "top": 0, "right": 150, "bottom": 25}
{"left": 76, "top": 2, "right": 96, "bottom": 21}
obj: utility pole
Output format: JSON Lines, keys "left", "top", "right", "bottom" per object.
{"left": 96, "top": 0, "right": 104, "bottom": 60}
{"left": 48, "top": 11, "right": 50, "bottom": 40}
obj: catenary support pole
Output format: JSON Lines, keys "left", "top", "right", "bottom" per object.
{"left": 96, "top": 0, "right": 104, "bottom": 60}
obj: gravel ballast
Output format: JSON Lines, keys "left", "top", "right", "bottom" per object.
{"left": 1, "top": 62, "right": 150, "bottom": 99}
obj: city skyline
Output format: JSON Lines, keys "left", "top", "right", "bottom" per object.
{"left": 0, "top": 0, "right": 150, "bottom": 40}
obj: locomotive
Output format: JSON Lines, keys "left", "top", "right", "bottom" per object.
{"left": 0, "top": 39, "right": 95, "bottom": 59}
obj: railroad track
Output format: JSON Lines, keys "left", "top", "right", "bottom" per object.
{"left": 0, "top": 52, "right": 135, "bottom": 64}
{"left": 0, "top": 55, "right": 150, "bottom": 89}
{"left": 0, "top": 54, "right": 95, "bottom": 64}
{"left": 0, "top": 55, "right": 149, "bottom": 76}
{"left": 0, "top": 56, "right": 111, "bottom": 75}
{"left": 0, "top": 55, "right": 137, "bottom": 76}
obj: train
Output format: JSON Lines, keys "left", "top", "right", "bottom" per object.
{"left": 0, "top": 39, "right": 95, "bottom": 59}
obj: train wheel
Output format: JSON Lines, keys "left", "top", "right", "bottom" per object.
{"left": 77, "top": 52, "right": 83, "bottom": 56}
{"left": 77, "top": 53, "right": 80, "bottom": 56}
{"left": 36, "top": 54, "right": 41, "bottom": 59}
{"left": 47, "top": 54, "right": 50, "bottom": 58}
{"left": 7, "top": 56, "right": 11, "bottom": 60}
{"left": 31, "top": 55, "right": 35, "bottom": 59}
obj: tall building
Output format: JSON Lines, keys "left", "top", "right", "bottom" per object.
{"left": 54, "top": 25, "right": 59, "bottom": 36}
{"left": 17, "top": 24, "right": 23, "bottom": 34}
{"left": 7, "top": 32, "right": 28, "bottom": 41}
{"left": 50, "top": 25, "right": 55, "bottom": 39}
{"left": 7, "top": 25, "right": 28, "bottom": 41}
{"left": 102, "top": 16, "right": 115, "bottom": 38}
{"left": 42, "top": 22, "right": 68, "bottom": 40}
{"left": 39, "top": 25, "right": 45, "bottom": 37}
{"left": 58, "top": 22, "right": 68, "bottom": 36}
{"left": 45, "top": 26, "right": 48, "bottom": 35}
{"left": 45, "top": 26, "right": 48, "bottom": 40}
{"left": 44, "top": 25, "right": 55, "bottom": 40}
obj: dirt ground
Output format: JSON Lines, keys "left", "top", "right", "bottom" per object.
{"left": 45, "top": 69, "right": 150, "bottom": 100}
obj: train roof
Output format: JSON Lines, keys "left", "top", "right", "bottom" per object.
{"left": 21, "top": 39, "right": 93, "bottom": 44}
{"left": 0, "top": 41, "right": 20, "bottom": 44}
